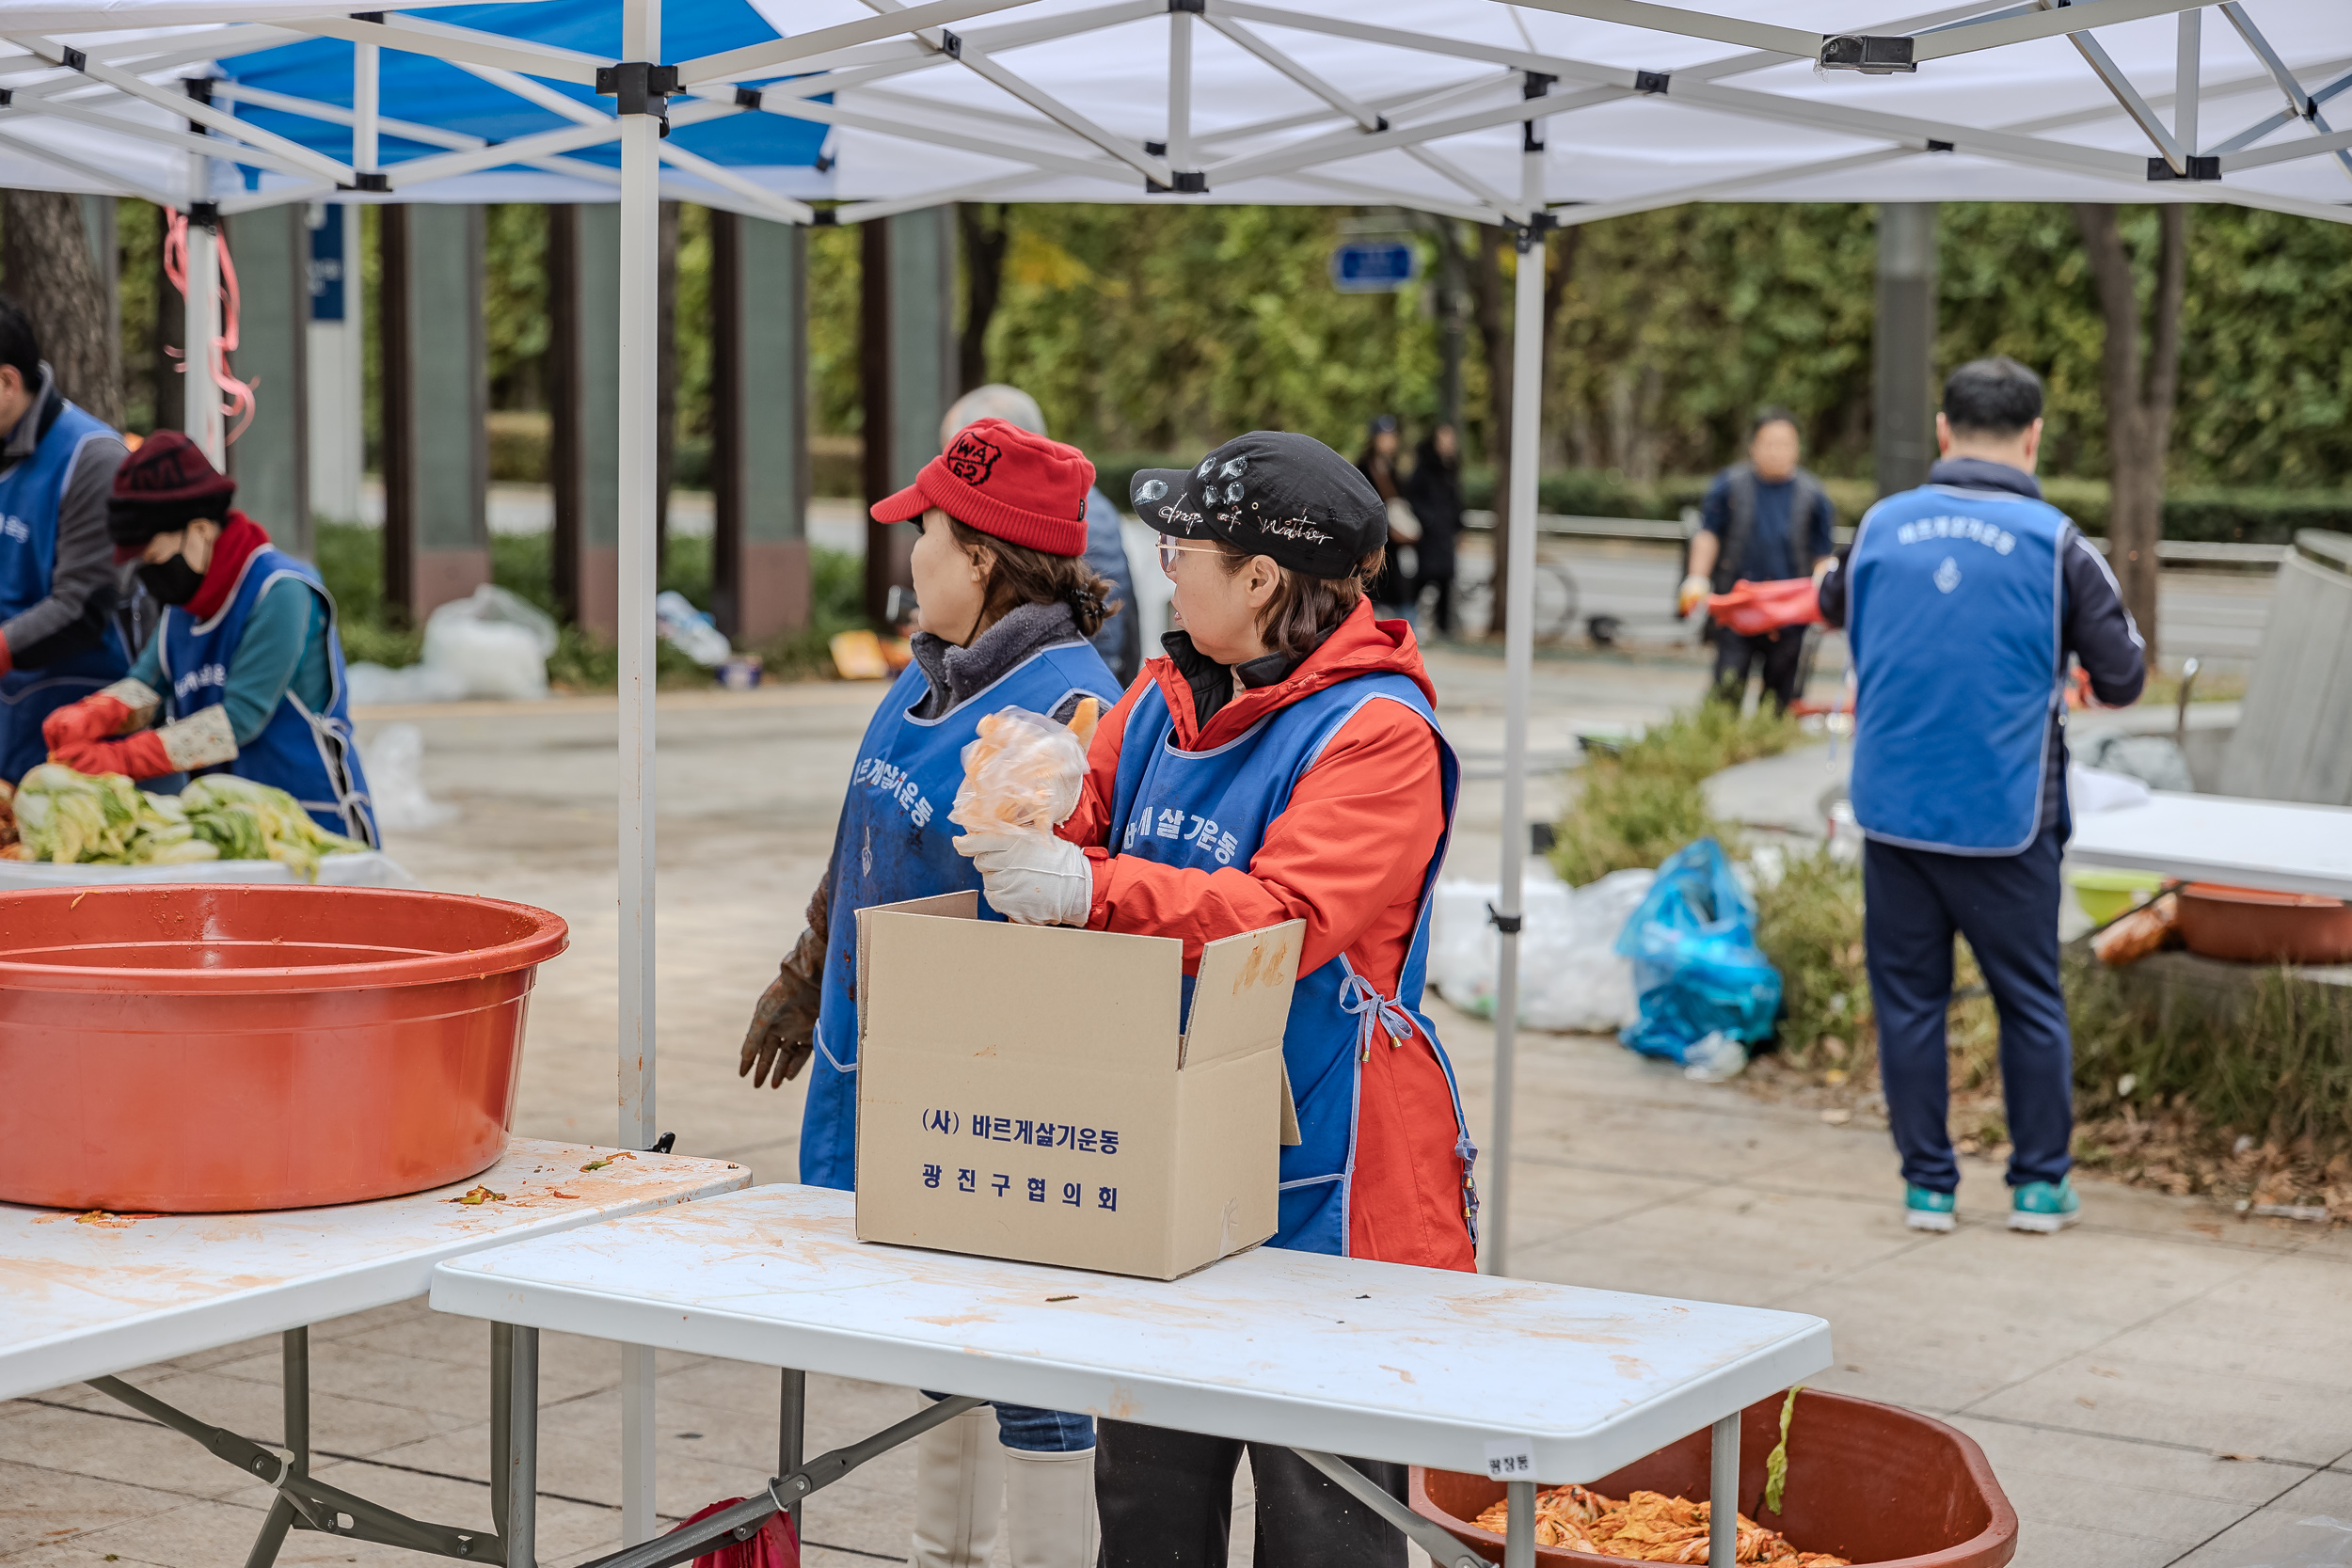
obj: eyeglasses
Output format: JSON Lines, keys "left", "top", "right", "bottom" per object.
{"left": 1157, "top": 535, "right": 1221, "bottom": 575}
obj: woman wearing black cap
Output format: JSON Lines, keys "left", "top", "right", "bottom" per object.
{"left": 40, "top": 430, "right": 376, "bottom": 843}
{"left": 957, "top": 432, "right": 1476, "bottom": 1568}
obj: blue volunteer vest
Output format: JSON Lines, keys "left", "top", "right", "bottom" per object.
{"left": 1105, "top": 673, "right": 1473, "bottom": 1258}
{"left": 0, "top": 398, "right": 129, "bottom": 779}
{"left": 1845, "top": 482, "right": 2067, "bottom": 854}
{"left": 800, "top": 641, "right": 1125, "bottom": 1192}
{"left": 156, "top": 546, "right": 377, "bottom": 845}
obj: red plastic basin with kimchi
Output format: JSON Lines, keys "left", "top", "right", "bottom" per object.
{"left": 0, "top": 884, "right": 566, "bottom": 1212}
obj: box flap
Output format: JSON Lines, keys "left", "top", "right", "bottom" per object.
{"left": 856, "top": 892, "right": 977, "bottom": 1053}
{"left": 865, "top": 907, "right": 1181, "bottom": 1073}
{"left": 1181, "top": 920, "right": 1304, "bottom": 1069}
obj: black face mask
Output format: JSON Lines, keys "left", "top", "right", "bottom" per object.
{"left": 135, "top": 553, "right": 206, "bottom": 607}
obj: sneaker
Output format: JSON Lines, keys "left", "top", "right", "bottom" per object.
{"left": 1904, "top": 1185, "right": 1956, "bottom": 1232}
{"left": 2009, "top": 1177, "right": 2081, "bottom": 1233}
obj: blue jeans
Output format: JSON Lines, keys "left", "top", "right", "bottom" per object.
{"left": 1864, "top": 822, "right": 2074, "bottom": 1195}
{"left": 923, "top": 1392, "right": 1093, "bottom": 1453}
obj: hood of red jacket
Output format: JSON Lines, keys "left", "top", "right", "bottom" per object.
{"left": 1147, "top": 598, "right": 1437, "bottom": 752}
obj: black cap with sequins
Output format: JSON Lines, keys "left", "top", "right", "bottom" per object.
{"left": 1129, "top": 432, "right": 1386, "bottom": 578}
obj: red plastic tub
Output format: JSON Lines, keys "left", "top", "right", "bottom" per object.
{"left": 1412, "top": 1388, "right": 2016, "bottom": 1568}
{"left": 2176, "top": 883, "right": 2352, "bottom": 965}
{"left": 0, "top": 884, "right": 567, "bottom": 1212}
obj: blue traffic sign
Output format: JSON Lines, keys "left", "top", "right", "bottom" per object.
{"left": 1329, "top": 239, "right": 1420, "bottom": 293}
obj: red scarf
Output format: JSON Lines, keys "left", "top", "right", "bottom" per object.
{"left": 186, "top": 511, "right": 270, "bottom": 623}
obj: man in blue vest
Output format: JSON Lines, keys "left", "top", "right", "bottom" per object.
{"left": 1680, "top": 407, "right": 1837, "bottom": 711}
{"left": 0, "top": 293, "right": 131, "bottom": 781}
{"left": 1819, "top": 357, "right": 2143, "bottom": 1235}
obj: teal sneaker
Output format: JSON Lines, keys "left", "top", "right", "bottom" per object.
{"left": 1904, "top": 1184, "right": 1956, "bottom": 1232}
{"left": 2010, "top": 1177, "right": 2081, "bottom": 1233}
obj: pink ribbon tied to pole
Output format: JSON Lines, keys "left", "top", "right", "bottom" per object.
{"left": 162, "top": 211, "right": 258, "bottom": 446}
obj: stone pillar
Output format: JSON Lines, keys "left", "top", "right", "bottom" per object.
{"left": 379, "top": 202, "right": 489, "bottom": 622}
{"left": 859, "top": 207, "right": 957, "bottom": 626}
{"left": 306, "top": 201, "right": 364, "bottom": 527}
{"left": 548, "top": 203, "right": 621, "bottom": 637}
{"left": 223, "top": 203, "right": 310, "bottom": 558}
{"left": 1874, "top": 202, "right": 1938, "bottom": 499}
{"left": 710, "top": 210, "right": 810, "bottom": 644}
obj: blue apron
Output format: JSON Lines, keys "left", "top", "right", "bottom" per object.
{"left": 1104, "top": 673, "right": 1474, "bottom": 1257}
{"left": 156, "top": 546, "right": 377, "bottom": 845}
{"left": 800, "top": 641, "right": 1124, "bottom": 1192}
{"left": 0, "top": 400, "right": 129, "bottom": 781}
{"left": 1845, "top": 483, "right": 2067, "bottom": 855}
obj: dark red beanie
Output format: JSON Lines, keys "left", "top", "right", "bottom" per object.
{"left": 109, "top": 429, "right": 236, "bottom": 547}
{"left": 871, "top": 417, "right": 1092, "bottom": 556}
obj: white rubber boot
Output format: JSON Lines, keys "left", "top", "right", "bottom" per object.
{"left": 1004, "top": 1445, "right": 1100, "bottom": 1568}
{"left": 910, "top": 1402, "right": 1004, "bottom": 1568}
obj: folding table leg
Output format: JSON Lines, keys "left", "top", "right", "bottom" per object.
{"left": 778, "top": 1369, "right": 805, "bottom": 1538}
{"left": 1505, "top": 1479, "right": 1534, "bottom": 1568}
{"left": 239, "top": 1328, "right": 311, "bottom": 1568}
{"left": 1708, "top": 1414, "right": 1739, "bottom": 1568}
{"left": 502, "top": 1326, "right": 540, "bottom": 1568}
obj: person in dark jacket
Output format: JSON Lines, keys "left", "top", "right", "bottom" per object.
{"left": 1818, "top": 356, "right": 2144, "bottom": 1237}
{"left": 1680, "top": 408, "right": 1837, "bottom": 711}
{"left": 1357, "top": 414, "right": 1415, "bottom": 616}
{"left": 1402, "top": 424, "right": 1463, "bottom": 636}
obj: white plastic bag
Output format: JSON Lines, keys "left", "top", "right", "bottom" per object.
{"left": 949, "top": 706, "right": 1089, "bottom": 838}
{"left": 360, "top": 721, "right": 458, "bottom": 832}
{"left": 346, "top": 660, "right": 469, "bottom": 705}
{"left": 421, "top": 585, "right": 558, "bottom": 702}
{"left": 1431, "top": 862, "right": 1654, "bottom": 1034}
{"left": 655, "top": 590, "right": 732, "bottom": 667}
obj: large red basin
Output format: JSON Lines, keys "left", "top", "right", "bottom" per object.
{"left": 0, "top": 884, "right": 567, "bottom": 1212}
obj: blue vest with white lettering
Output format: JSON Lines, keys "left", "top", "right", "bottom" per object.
{"left": 1104, "top": 673, "right": 1472, "bottom": 1258}
{"left": 0, "top": 399, "right": 129, "bottom": 778}
{"left": 801, "top": 641, "right": 1124, "bottom": 1192}
{"left": 157, "top": 547, "right": 377, "bottom": 845}
{"left": 1845, "top": 482, "right": 2066, "bottom": 854}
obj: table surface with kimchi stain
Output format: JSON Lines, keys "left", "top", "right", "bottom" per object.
{"left": 0, "top": 1139, "right": 750, "bottom": 1400}
{"left": 430, "top": 1183, "right": 1831, "bottom": 1482}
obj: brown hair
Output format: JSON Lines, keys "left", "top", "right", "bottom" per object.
{"left": 947, "top": 516, "right": 1120, "bottom": 640}
{"left": 1213, "top": 542, "right": 1387, "bottom": 663}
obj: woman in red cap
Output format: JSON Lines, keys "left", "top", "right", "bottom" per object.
{"left": 737, "top": 417, "right": 1125, "bottom": 1568}
{"left": 41, "top": 430, "right": 375, "bottom": 842}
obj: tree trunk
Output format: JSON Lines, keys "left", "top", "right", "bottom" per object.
{"left": 654, "top": 199, "right": 679, "bottom": 569}
{"left": 2073, "top": 203, "right": 2185, "bottom": 654}
{"left": 1, "top": 190, "right": 122, "bottom": 427}
{"left": 958, "top": 203, "right": 1009, "bottom": 395}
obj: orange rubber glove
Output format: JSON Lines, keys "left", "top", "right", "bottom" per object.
{"left": 54, "top": 728, "right": 173, "bottom": 781}
{"left": 43, "top": 692, "right": 132, "bottom": 753}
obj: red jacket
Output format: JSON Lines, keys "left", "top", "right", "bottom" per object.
{"left": 1058, "top": 600, "right": 1475, "bottom": 1272}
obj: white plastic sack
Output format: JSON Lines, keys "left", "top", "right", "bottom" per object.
{"left": 1430, "top": 862, "right": 1654, "bottom": 1033}
{"left": 360, "top": 721, "right": 458, "bottom": 832}
{"left": 347, "top": 660, "right": 469, "bottom": 705}
{"left": 655, "top": 590, "right": 731, "bottom": 667}
{"left": 421, "top": 585, "right": 559, "bottom": 702}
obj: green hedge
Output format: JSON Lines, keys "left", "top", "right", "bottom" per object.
{"left": 1456, "top": 463, "right": 2352, "bottom": 545}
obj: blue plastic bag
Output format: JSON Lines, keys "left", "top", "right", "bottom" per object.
{"left": 1613, "top": 838, "right": 1783, "bottom": 1063}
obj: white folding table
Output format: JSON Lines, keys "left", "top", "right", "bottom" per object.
{"left": 2065, "top": 791, "right": 2352, "bottom": 901}
{"left": 1, "top": 1138, "right": 749, "bottom": 1568}
{"left": 430, "top": 1184, "right": 1832, "bottom": 1568}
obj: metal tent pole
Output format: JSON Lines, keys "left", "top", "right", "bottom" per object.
{"left": 615, "top": 0, "right": 662, "bottom": 1545}
{"left": 1483, "top": 83, "right": 1547, "bottom": 1277}
{"left": 182, "top": 164, "right": 225, "bottom": 466}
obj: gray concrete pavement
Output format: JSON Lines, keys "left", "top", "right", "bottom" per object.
{"left": 4, "top": 653, "right": 2344, "bottom": 1568}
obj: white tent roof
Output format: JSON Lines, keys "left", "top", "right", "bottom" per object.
{"left": 0, "top": 0, "right": 2344, "bottom": 222}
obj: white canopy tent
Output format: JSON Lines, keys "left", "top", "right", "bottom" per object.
{"left": 4, "top": 0, "right": 2347, "bottom": 1540}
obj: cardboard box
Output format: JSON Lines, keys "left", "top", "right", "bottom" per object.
{"left": 854, "top": 892, "right": 1302, "bottom": 1279}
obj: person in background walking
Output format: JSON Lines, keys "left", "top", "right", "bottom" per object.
{"left": 939, "top": 384, "right": 1142, "bottom": 687}
{"left": 1358, "top": 414, "right": 1416, "bottom": 617}
{"left": 1403, "top": 424, "right": 1463, "bottom": 638}
{"left": 1818, "top": 356, "right": 2144, "bottom": 1236}
{"left": 1679, "top": 407, "right": 1837, "bottom": 712}
{"left": 0, "top": 293, "right": 130, "bottom": 780}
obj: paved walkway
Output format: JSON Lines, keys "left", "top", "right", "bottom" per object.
{"left": 5, "top": 654, "right": 2344, "bottom": 1568}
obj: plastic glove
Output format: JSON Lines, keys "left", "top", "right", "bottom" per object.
{"left": 956, "top": 831, "right": 1092, "bottom": 927}
{"left": 42, "top": 692, "right": 131, "bottom": 752}
{"left": 1677, "top": 575, "right": 1710, "bottom": 618}
{"left": 54, "top": 728, "right": 172, "bottom": 781}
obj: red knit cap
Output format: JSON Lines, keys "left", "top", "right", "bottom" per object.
{"left": 871, "top": 418, "right": 1093, "bottom": 556}
{"left": 108, "top": 428, "right": 236, "bottom": 548}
